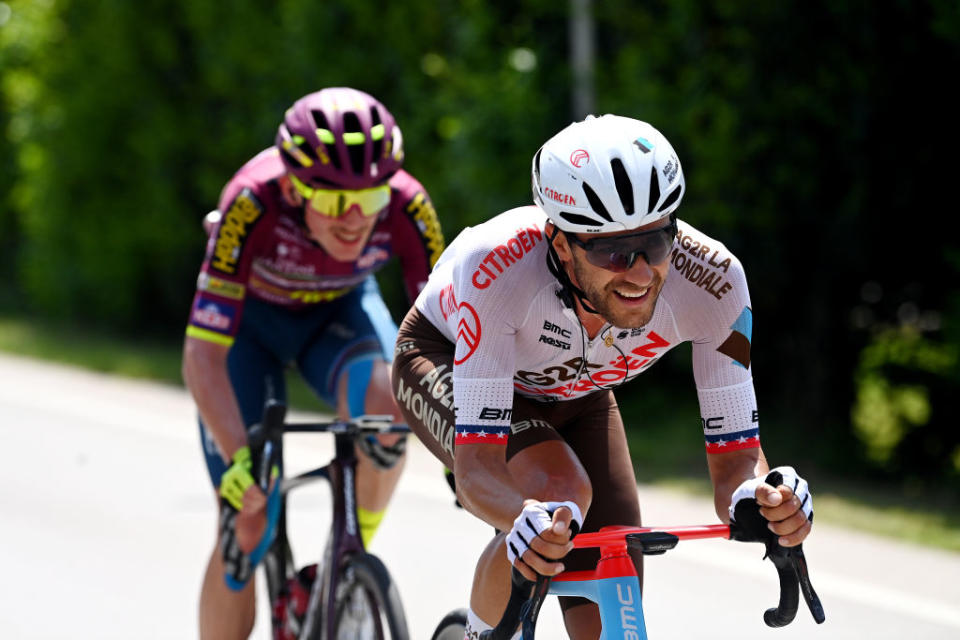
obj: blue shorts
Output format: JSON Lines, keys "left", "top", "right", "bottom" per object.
{"left": 199, "top": 276, "right": 397, "bottom": 487}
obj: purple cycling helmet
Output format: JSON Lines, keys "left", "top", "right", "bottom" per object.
{"left": 275, "top": 87, "right": 404, "bottom": 189}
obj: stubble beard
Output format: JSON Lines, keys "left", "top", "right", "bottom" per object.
{"left": 572, "top": 258, "right": 665, "bottom": 329}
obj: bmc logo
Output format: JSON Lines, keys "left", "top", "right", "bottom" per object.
{"left": 702, "top": 416, "right": 724, "bottom": 430}
{"left": 479, "top": 407, "right": 512, "bottom": 421}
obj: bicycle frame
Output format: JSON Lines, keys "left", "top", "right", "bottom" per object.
{"left": 252, "top": 401, "right": 407, "bottom": 640}
{"left": 548, "top": 525, "right": 730, "bottom": 640}
{"left": 482, "top": 522, "right": 822, "bottom": 640}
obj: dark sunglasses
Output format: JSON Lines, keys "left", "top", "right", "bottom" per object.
{"left": 565, "top": 221, "right": 677, "bottom": 272}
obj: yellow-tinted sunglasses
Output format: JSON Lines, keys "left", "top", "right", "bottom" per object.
{"left": 289, "top": 174, "right": 390, "bottom": 218}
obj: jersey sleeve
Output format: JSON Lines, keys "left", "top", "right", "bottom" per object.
{"left": 447, "top": 244, "right": 521, "bottom": 447}
{"left": 389, "top": 173, "right": 446, "bottom": 303}
{"left": 687, "top": 252, "right": 762, "bottom": 454}
{"left": 185, "top": 184, "right": 268, "bottom": 347}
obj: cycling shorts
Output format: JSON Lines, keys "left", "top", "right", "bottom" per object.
{"left": 391, "top": 308, "right": 643, "bottom": 611}
{"left": 199, "top": 276, "right": 397, "bottom": 486}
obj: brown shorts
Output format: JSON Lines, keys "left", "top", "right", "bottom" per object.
{"left": 392, "top": 308, "right": 643, "bottom": 608}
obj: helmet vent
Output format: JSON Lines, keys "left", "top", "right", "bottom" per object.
{"left": 318, "top": 108, "right": 341, "bottom": 172}
{"left": 343, "top": 111, "right": 362, "bottom": 133}
{"left": 582, "top": 183, "right": 613, "bottom": 222}
{"left": 370, "top": 107, "right": 384, "bottom": 160}
{"left": 647, "top": 167, "right": 661, "bottom": 214}
{"left": 311, "top": 109, "right": 331, "bottom": 133}
{"left": 278, "top": 148, "right": 300, "bottom": 169}
{"left": 342, "top": 112, "right": 366, "bottom": 175}
{"left": 610, "top": 158, "right": 634, "bottom": 215}
{"left": 658, "top": 182, "right": 683, "bottom": 212}
{"left": 560, "top": 211, "right": 602, "bottom": 227}
{"left": 296, "top": 137, "right": 317, "bottom": 162}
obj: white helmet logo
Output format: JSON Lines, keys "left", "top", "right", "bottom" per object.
{"left": 569, "top": 149, "right": 590, "bottom": 168}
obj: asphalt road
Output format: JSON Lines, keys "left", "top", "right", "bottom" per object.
{"left": 2, "top": 353, "right": 959, "bottom": 639}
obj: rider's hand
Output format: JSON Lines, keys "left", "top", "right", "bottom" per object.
{"left": 729, "top": 466, "right": 813, "bottom": 547}
{"left": 219, "top": 446, "right": 281, "bottom": 590}
{"left": 506, "top": 499, "right": 583, "bottom": 581}
{"left": 235, "top": 483, "right": 269, "bottom": 553}
{"left": 220, "top": 446, "right": 270, "bottom": 553}
{"left": 220, "top": 445, "right": 255, "bottom": 510}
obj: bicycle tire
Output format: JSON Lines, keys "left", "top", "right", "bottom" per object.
{"left": 324, "top": 552, "right": 409, "bottom": 640}
{"left": 430, "top": 608, "right": 468, "bottom": 640}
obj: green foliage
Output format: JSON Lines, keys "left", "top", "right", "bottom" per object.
{"left": 852, "top": 328, "right": 960, "bottom": 479}
{"left": 0, "top": 0, "right": 572, "bottom": 333}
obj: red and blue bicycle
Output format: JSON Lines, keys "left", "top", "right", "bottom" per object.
{"left": 432, "top": 521, "right": 824, "bottom": 639}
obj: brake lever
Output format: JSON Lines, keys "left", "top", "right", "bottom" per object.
{"left": 519, "top": 574, "right": 552, "bottom": 639}
{"left": 791, "top": 546, "right": 826, "bottom": 623}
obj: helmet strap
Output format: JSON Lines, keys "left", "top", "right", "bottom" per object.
{"left": 545, "top": 226, "right": 600, "bottom": 316}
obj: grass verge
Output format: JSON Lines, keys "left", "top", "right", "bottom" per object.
{"left": 0, "top": 315, "right": 330, "bottom": 411}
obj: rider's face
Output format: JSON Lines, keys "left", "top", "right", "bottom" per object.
{"left": 303, "top": 201, "right": 381, "bottom": 262}
{"left": 281, "top": 175, "right": 385, "bottom": 262}
{"left": 553, "top": 219, "right": 673, "bottom": 329}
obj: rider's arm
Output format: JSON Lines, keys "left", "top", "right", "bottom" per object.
{"left": 455, "top": 440, "right": 583, "bottom": 579}
{"left": 183, "top": 184, "right": 267, "bottom": 463}
{"left": 388, "top": 173, "right": 445, "bottom": 302}
{"left": 684, "top": 248, "right": 811, "bottom": 545}
{"left": 706, "top": 446, "right": 769, "bottom": 522}
{"left": 182, "top": 336, "right": 247, "bottom": 461}
{"left": 454, "top": 440, "right": 591, "bottom": 533}
{"left": 426, "top": 214, "right": 583, "bottom": 577}
{"left": 454, "top": 442, "right": 522, "bottom": 531}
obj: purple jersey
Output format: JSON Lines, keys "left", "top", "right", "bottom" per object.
{"left": 186, "top": 148, "right": 444, "bottom": 346}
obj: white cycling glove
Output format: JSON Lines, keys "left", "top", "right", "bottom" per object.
{"left": 505, "top": 500, "right": 583, "bottom": 567}
{"left": 729, "top": 465, "right": 814, "bottom": 524}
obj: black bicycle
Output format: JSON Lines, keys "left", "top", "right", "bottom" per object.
{"left": 228, "top": 399, "right": 411, "bottom": 640}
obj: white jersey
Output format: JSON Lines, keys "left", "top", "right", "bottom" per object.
{"left": 414, "top": 206, "right": 760, "bottom": 454}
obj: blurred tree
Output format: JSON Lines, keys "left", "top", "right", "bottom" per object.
{"left": 587, "top": 0, "right": 960, "bottom": 485}
{"left": 852, "top": 327, "right": 958, "bottom": 477}
{"left": 0, "top": 0, "right": 55, "bottom": 307}
{"left": 0, "top": 0, "right": 572, "bottom": 333}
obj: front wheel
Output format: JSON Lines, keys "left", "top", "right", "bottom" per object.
{"left": 431, "top": 608, "right": 468, "bottom": 640}
{"left": 330, "top": 552, "right": 409, "bottom": 640}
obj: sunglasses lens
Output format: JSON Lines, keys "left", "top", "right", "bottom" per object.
{"left": 644, "top": 238, "right": 673, "bottom": 264}
{"left": 352, "top": 187, "right": 391, "bottom": 216}
{"left": 582, "top": 228, "right": 674, "bottom": 271}
{"left": 306, "top": 186, "right": 391, "bottom": 218}
{"left": 589, "top": 250, "right": 632, "bottom": 272}
{"left": 314, "top": 192, "right": 351, "bottom": 216}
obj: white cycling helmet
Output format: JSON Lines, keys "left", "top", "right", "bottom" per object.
{"left": 532, "top": 114, "right": 685, "bottom": 234}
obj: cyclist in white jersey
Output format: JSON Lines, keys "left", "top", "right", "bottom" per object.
{"left": 391, "top": 115, "right": 814, "bottom": 639}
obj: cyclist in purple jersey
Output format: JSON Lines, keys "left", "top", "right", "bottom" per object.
{"left": 182, "top": 87, "right": 444, "bottom": 639}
